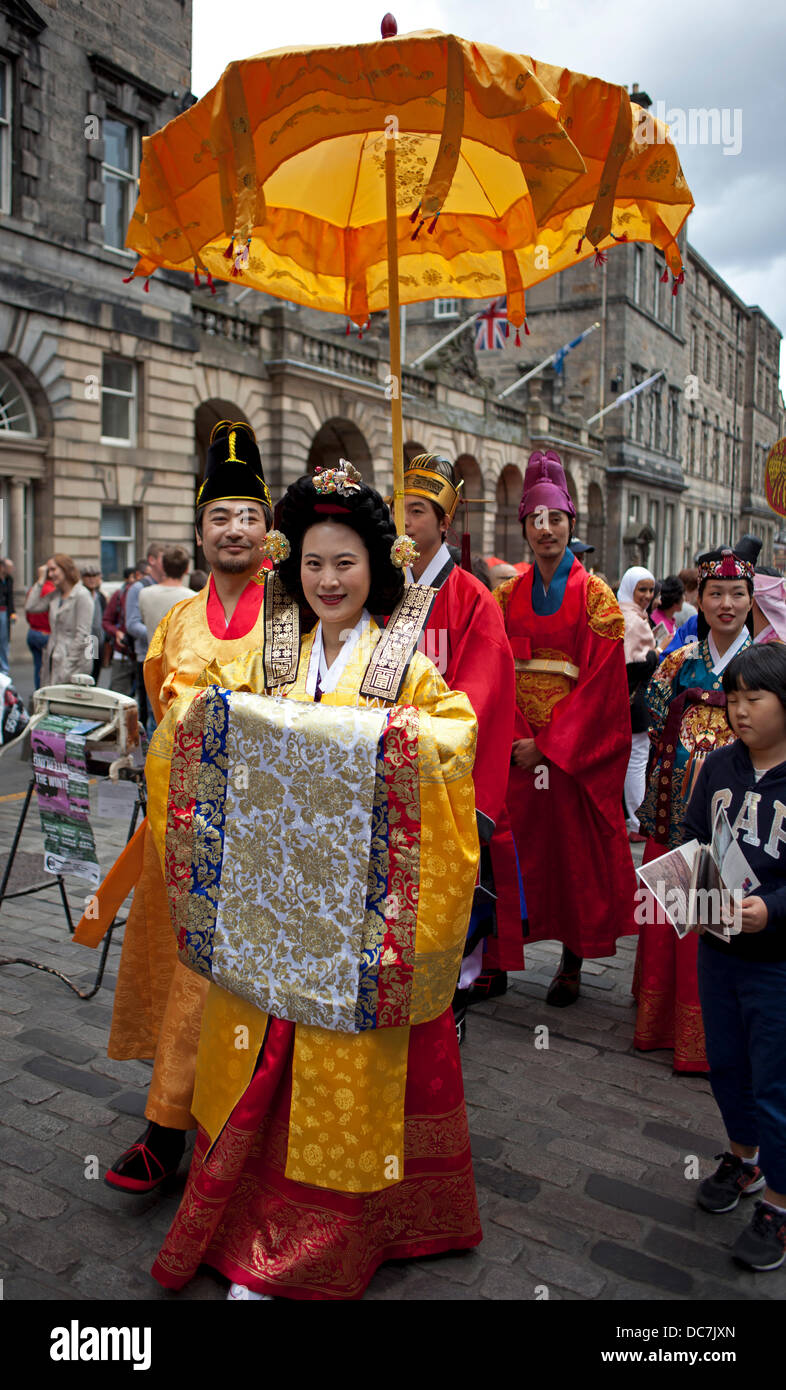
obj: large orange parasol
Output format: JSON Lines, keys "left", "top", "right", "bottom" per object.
{"left": 125, "top": 25, "right": 693, "bottom": 528}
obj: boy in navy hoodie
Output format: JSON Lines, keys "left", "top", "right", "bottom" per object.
{"left": 683, "top": 643, "right": 786, "bottom": 1271}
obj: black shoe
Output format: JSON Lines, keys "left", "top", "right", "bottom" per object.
{"left": 732, "top": 1201, "right": 786, "bottom": 1270}
{"left": 105, "top": 1121, "right": 186, "bottom": 1194}
{"left": 696, "top": 1151, "right": 765, "bottom": 1214}
{"left": 464, "top": 970, "right": 508, "bottom": 1006}
{"left": 546, "top": 968, "right": 581, "bottom": 1007}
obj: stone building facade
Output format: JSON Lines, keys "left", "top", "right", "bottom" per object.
{"left": 0, "top": 12, "right": 782, "bottom": 597}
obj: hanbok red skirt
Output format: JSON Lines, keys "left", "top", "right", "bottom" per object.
{"left": 151, "top": 1007, "right": 482, "bottom": 1300}
{"left": 632, "top": 837, "right": 708, "bottom": 1073}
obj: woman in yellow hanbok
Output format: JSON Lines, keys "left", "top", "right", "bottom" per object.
{"left": 148, "top": 466, "right": 482, "bottom": 1300}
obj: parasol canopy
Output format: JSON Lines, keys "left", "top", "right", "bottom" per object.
{"left": 126, "top": 29, "right": 694, "bottom": 329}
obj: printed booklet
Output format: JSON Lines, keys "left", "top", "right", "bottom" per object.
{"left": 635, "top": 805, "right": 758, "bottom": 941}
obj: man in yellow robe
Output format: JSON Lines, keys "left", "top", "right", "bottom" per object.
{"left": 76, "top": 422, "right": 276, "bottom": 1191}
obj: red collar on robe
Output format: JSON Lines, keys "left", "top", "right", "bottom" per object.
{"left": 205, "top": 567, "right": 269, "bottom": 640}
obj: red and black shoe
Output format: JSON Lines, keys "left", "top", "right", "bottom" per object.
{"left": 104, "top": 1121, "right": 186, "bottom": 1194}
{"left": 464, "top": 970, "right": 508, "bottom": 1006}
{"left": 546, "top": 949, "right": 583, "bottom": 1007}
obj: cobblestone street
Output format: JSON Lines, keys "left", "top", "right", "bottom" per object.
{"left": 1, "top": 748, "right": 783, "bottom": 1305}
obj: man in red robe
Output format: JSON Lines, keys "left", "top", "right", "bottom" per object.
{"left": 403, "top": 453, "right": 522, "bottom": 1039}
{"left": 84, "top": 422, "right": 276, "bottom": 1191}
{"left": 492, "top": 450, "right": 637, "bottom": 1005}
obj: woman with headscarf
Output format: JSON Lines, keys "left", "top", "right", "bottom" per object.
{"left": 618, "top": 567, "right": 658, "bottom": 841}
{"left": 633, "top": 548, "right": 755, "bottom": 1072}
{"left": 752, "top": 572, "right": 786, "bottom": 645}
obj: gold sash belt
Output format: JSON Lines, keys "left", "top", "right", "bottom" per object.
{"left": 515, "top": 657, "right": 580, "bottom": 680}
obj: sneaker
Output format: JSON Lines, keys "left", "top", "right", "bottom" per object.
{"left": 732, "top": 1201, "right": 786, "bottom": 1271}
{"left": 696, "top": 1151, "right": 765, "bottom": 1214}
{"left": 227, "top": 1283, "right": 273, "bottom": 1301}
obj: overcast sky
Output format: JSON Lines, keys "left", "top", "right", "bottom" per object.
{"left": 192, "top": 0, "right": 786, "bottom": 394}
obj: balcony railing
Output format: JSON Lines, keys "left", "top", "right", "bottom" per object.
{"left": 192, "top": 302, "right": 258, "bottom": 345}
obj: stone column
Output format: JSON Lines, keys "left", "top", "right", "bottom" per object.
{"left": 9, "top": 477, "right": 26, "bottom": 595}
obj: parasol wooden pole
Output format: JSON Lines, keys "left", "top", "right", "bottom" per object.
{"left": 384, "top": 135, "right": 405, "bottom": 535}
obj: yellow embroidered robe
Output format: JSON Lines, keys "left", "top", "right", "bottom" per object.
{"left": 146, "top": 620, "right": 479, "bottom": 1192}
{"left": 100, "top": 577, "right": 269, "bottom": 1088}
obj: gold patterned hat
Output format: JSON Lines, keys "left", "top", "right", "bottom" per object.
{"left": 197, "top": 420, "right": 272, "bottom": 513}
{"left": 403, "top": 453, "right": 462, "bottom": 523}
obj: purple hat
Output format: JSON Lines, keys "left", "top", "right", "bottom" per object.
{"left": 518, "top": 449, "right": 576, "bottom": 522}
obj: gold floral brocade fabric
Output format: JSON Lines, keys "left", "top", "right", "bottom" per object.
{"left": 149, "top": 621, "right": 479, "bottom": 1192}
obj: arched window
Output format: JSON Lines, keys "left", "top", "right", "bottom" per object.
{"left": 0, "top": 363, "right": 36, "bottom": 436}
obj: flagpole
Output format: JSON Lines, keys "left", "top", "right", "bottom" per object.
{"left": 497, "top": 323, "right": 600, "bottom": 400}
{"left": 385, "top": 135, "right": 405, "bottom": 536}
{"left": 585, "top": 369, "right": 665, "bottom": 426}
{"left": 408, "top": 310, "right": 485, "bottom": 368}
{"left": 497, "top": 351, "right": 558, "bottom": 398}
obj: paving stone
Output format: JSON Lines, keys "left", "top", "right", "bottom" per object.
{"left": 75, "top": 1003, "right": 114, "bottom": 1029}
{"left": 0, "top": 1124, "right": 56, "bottom": 1174}
{"left": 468, "top": 1109, "right": 557, "bottom": 1149}
{"left": 107, "top": 1089, "right": 147, "bottom": 1117}
{"left": 0, "top": 1036, "right": 34, "bottom": 1063}
{"left": 589, "top": 1240, "right": 694, "bottom": 1294}
{"left": 642, "top": 1120, "right": 720, "bottom": 1159}
{"left": 1, "top": 1071, "right": 60, "bottom": 1104}
{"left": 58, "top": 1205, "right": 147, "bottom": 1259}
{"left": 522, "top": 1247, "right": 607, "bottom": 1298}
{"left": 594, "top": 1126, "right": 687, "bottom": 1169}
{"left": 503, "top": 1143, "right": 582, "bottom": 1191}
{"left": 45, "top": 1091, "right": 116, "bottom": 1127}
{"left": 38, "top": 1161, "right": 152, "bottom": 1214}
{"left": 478, "top": 1263, "right": 545, "bottom": 1300}
{"left": 605, "top": 1278, "right": 684, "bottom": 1302}
{"left": 485, "top": 1195, "right": 587, "bottom": 1255}
{"left": 23, "top": 1055, "right": 118, "bottom": 1097}
{"left": 533, "top": 1187, "right": 644, "bottom": 1242}
{"left": 470, "top": 1131, "right": 503, "bottom": 1161}
{"left": 643, "top": 1226, "right": 743, "bottom": 1278}
{"left": 52, "top": 1121, "right": 117, "bottom": 1166}
{"left": 89, "top": 1057, "right": 154, "bottom": 1086}
{"left": 584, "top": 1173, "right": 697, "bottom": 1231}
{"left": 0, "top": 995, "right": 32, "bottom": 1015}
{"left": 4, "top": 1102, "right": 68, "bottom": 1141}
{"left": 70, "top": 1256, "right": 156, "bottom": 1301}
{"left": 416, "top": 1250, "right": 485, "bottom": 1285}
{"left": 473, "top": 1159, "right": 540, "bottom": 1205}
{"left": 557, "top": 1095, "right": 639, "bottom": 1131}
{"left": 692, "top": 1279, "right": 765, "bottom": 1302}
{"left": 3, "top": 1274, "right": 84, "bottom": 1300}
{"left": 0, "top": 1012, "right": 26, "bottom": 1038}
{"left": 0, "top": 1172, "right": 68, "bottom": 1220}
{"left": 548, "top": 1138, "right": 648, "bottom": 1182}
{"left": 3, "top": 1220, "right": 81, "bottom": 1274}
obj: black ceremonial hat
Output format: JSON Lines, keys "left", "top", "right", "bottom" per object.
{"left": 196, "top": 421, "right": 272, "bottom": 513}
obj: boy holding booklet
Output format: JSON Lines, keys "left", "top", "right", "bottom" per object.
{"left": 682, "top": 643, "right": 786, "bottom": 1271}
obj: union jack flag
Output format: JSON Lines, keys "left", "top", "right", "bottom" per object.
{"left": 474, "top": 298, "right": 509, "bottom": 351}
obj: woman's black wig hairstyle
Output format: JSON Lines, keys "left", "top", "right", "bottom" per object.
{"left": 722, "top": 643, "right": 786, "bottom": 711}
{"left": 278, "top": 473, "right": 405, "bottom": 616}
{"left": 696, "top": 549, "right": 754, "bottom": 641}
